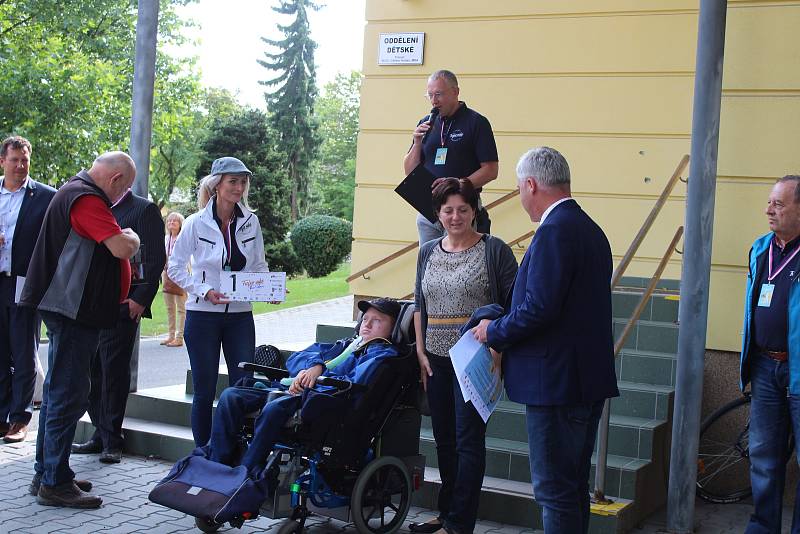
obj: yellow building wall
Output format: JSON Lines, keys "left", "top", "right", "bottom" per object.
{"left": 350, "top": 0, "right": 800, "bottom": 352}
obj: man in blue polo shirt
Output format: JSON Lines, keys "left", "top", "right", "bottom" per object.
{"left": 739, "top": 175, "right": 800, "bottom": 533}
{"left": 403, "top": 70, "right": 499, "bottom": 245}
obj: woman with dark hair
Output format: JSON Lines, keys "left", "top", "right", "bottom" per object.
{"left": 167, "top": 157, "right": 268, "bottom": 446}
{"left": 411, "top": 177, "right": 518, "bottom": 534}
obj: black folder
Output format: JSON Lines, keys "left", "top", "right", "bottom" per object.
{"left": 395, "top": 164, "right": 438, "bottom": 224}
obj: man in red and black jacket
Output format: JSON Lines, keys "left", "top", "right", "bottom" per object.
{"left": 19, "top": 151, "right": 140, "bottom": 509}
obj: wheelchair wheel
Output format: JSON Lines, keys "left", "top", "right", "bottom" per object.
{"left": 277, "top": 519, "right": 303, "bottom": 534}
{"left": 351, "top": 456, "right": 412, "bottom": 534}
{"left": 194, "top": 516, "right": 222, "bottom": 533}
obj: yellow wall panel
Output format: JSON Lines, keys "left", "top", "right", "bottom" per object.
{"left": 353, "top": 0, "right": 800, "bottom": 353}
{"left": 366, "top": 0, "right": 699, "bottom": 22}
{"left": 363, "top": 15, "right": 696, "bottom": 77}
{"left": 357, "top": 131, "right": 691, "bottom": 197}
{"left": 717, "top": 96, "right": 800, "bottom": 178}
{"left": 724, "top": 5, "right": 800, "bottom": 90}
{"left": 360, "top": 76, "right": 694, "bottom": 136}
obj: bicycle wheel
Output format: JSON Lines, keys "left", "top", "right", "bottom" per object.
{"left": 696, "top": 395, "right": 752, "bottom": 503}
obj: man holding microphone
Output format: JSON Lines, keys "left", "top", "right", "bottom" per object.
{"left": 403, "top": 70, "right": 499, "bottom": 245}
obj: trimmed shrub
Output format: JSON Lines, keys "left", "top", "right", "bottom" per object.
{"left": 290, "top": 215, "right": 352, "bottom": 278}
{"left": 264, "top": 241, "right": 303, "bottom": 278}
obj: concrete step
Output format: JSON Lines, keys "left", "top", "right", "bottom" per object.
{"left": 616, "top": 349, "right": 678, "bottom": 387}
{"left": 418, "top": 428, "right": 650, "bottom": 502}
{"left": 614, "top": 318, "right": 679, "bottom": 354}
{"left": 414, "top": 466, "right": 635, "bottom": 533}
{"left": 612, "top": 290, "right": 680, "bottom": 323}
{"left": 75, "top": 414, "right": 194, "bottom": 462}
{"left": 610, "top": 381, "right": 674, "bottom": 421}
{"left": 421, "top": 401, "right": 667, "bottom": 461}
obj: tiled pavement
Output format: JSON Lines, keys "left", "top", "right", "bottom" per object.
{"left": 1, "top": 422, "right": 788, "bottom": 534}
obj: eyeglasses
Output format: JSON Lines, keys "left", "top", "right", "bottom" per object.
{"left": 423, "top": 91, "right": 446, "bottom": 100}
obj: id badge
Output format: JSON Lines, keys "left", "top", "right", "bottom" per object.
{"left": 223, "top": 264, "right": 232, "bottom": 272}
{"left": 434, "top": 147, "right": 448, "bottom": 165}
{"left": 758, "top": 283, "right": 775, "bottom": 307}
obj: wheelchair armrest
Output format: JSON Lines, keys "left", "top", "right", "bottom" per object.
{"left": 239, "top": 362, "right": 290, "bottom": 380}
{"left": 316, "top": 375, "right": 368, "bottom": 393}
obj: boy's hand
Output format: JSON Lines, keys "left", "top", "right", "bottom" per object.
{"left": 290, "top": 364, "right": 325, "bottom": 394}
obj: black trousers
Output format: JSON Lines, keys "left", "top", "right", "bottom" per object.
{"left": 0, "top": 275, "right": 38, "bottom": 425}
{"left": 86, "top": 306, "right": 139, "bottom": 450}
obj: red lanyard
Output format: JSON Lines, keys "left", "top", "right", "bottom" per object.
{"left": 167, "top": 235, "right": 175, "bottom": 256}
{"left": 768, "top": 240, "right": 800, "bottom": 282}
{"left": 221, "top": 215, "right": 235, "bottom": 266}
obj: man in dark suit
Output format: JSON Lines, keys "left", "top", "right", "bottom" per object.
{"left": 472, "top": 147, "right": 619, "bottom": 533}
{"left": 72, "top": 189, "right": 165, "bottom": 463}
{"left": 0, "top": 136, "right": 56, "bottom": 443}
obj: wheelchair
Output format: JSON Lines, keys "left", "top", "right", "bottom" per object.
{"left": 196, "top": 301, "right": 425, "bottom": 534}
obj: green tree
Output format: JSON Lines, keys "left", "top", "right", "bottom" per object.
{"left": 198, "top": 107, "right": 292, "bottom": 246}
{"left": 310, "top": 71, "right": 361, "bottom": 221}
{"left": 0, "top": 0, "right": 202, "bottom": 189}
{"left": 258, "top": 0, "right": 321, "bottom": 222}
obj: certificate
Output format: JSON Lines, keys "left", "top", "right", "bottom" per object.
{"left": 219, "top": 271, "right": 286, "bottom": 302}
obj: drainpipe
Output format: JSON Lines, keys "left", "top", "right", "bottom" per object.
{"left": 128, "top": 0, "right": 159, "bottom": 392}
{"left": 666, "top": 1, "right": 727, "bottom": 532}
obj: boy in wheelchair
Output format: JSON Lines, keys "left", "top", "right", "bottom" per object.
{"left": 205, "top": 298, "right": 402, "bottom": 475}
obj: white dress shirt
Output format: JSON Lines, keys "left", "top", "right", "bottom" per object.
{"left": 0, "top": 176, "right": 30, "bottom": 273}
{"left": 539, "top": 196, "right": 572, "bottom": 225}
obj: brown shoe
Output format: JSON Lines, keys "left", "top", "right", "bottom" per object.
{"left": 3, "top": 422, "right": 28, "bottom": 443}
{"left": 166, "top": 339, "right": 183, "bottom": 347}
{"left": 37, "top": 481, "right": 102, "bottom": 509}
{"left": 29, "top": 474, "right": 92, "bottom": 496}
{"left": 159, "top": 337, "right": 175, "bottom": 346}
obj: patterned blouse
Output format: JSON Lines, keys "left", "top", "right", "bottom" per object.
{"left": 421, "top": 239, "right": 491, "bottom": 357}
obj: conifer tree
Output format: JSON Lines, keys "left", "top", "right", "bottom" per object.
{"left": 259, "top": 0, "right": 321, "bottom": 221}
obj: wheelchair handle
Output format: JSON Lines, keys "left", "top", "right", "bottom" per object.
{"left": 316, "top": 375, "right": 368, "bottom": 393}
{"left": 239, "top": 362, "right": 290, "bottom": 379}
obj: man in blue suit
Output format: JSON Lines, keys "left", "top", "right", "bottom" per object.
{"left": 0, "top": 136, "right": 56, "bottom": 443}
{"left": 472, "top": 147, "right": 619, "bottom": 533}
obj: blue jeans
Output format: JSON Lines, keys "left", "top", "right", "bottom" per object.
{"left": 746, "top": 353, "right": 800, "bottom": 534}
{"left": 208, "top": 386, "right": 300, "bottom": 472}
{"left": 526, "top": 400, "right": 604, "bottom": 534}
{"left": 184, "top": 310, "right": 254, "bottom": 446}
{"left": 426, "top": 354, "right": 486, "bottom": 534}
{"left": 35, "top": 311, "right": 101, "bottom": 486}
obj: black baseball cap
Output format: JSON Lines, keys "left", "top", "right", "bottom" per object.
{"left": 357, "top": 298, "right": 401, "bottom": 320}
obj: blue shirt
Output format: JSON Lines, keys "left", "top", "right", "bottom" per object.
{"left": 0, "top": 176, "right": 30, "bottom": 272}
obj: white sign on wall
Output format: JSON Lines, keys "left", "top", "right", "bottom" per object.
{"left": 378, "top": 32, "right": 425, "bottom": 65}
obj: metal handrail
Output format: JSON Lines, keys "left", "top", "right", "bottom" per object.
{"left": 610, "top": 155, "right": 689, "bottom": 290}
{"left": 346, "top": 189, "right": 520, "bottom": 283}
{"left": 593, "top": 225, "right": 684, "bottom": 503}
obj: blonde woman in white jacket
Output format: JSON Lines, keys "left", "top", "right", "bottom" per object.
{"left": 167, "top": 157, "right": 268, "bottom": 446}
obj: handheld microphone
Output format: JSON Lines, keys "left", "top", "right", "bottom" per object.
{"left": 421, "top": 107, "right": 439, "bottom": 144}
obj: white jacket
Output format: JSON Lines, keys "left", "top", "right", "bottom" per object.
{"left": 167, "top": 201, "right": 268, "bottom": 313}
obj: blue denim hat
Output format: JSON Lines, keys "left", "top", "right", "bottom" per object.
{"left": 210, "top": 157, "right": 252, "bottom": 176}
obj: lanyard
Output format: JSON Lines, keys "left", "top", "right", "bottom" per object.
{"left": 768, "top": 240, "right": 800, "bottom": 282}
{"left": 167, "top": 235, "right": 175, "bottom": 256}
{"left": 221, "top": 214, "right": 235, "bottom": 267}
{"left": 439, "top": 117, "right": 454, "bottom": 148}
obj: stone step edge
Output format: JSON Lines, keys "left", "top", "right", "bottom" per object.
{"left": 423, "top": 465, "right": 633, "bottom": 516}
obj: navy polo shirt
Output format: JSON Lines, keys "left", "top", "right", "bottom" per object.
{"left": 416, "top": 102, "right": 498, "bottom": 181}
{"left": 752, "top": 235, "right": 800, "bottom": 352}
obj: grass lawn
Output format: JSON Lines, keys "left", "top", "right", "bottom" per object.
{"left": 139, "top": 262, "right": 351, "bottom": 337}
